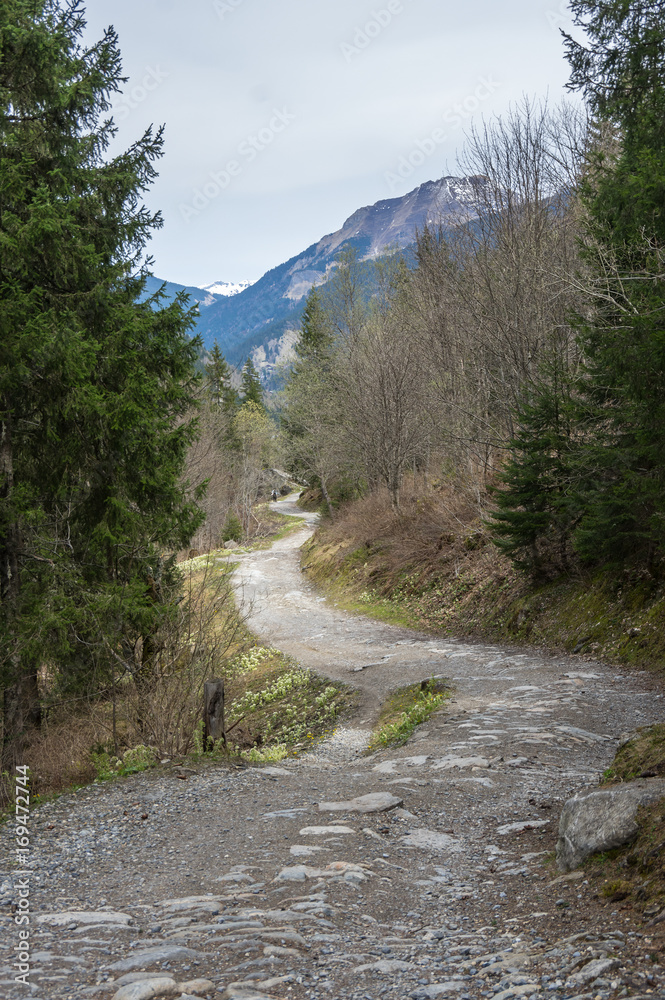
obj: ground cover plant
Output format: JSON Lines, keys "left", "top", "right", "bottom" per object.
{"left": 582, "top": 726, "right": 665, "bottom": 922}
{"left": 368, "top": 677, "right": 452, "bottom": 750}
{"left": 301, "top": 482, "right": 665, "bottom": 676}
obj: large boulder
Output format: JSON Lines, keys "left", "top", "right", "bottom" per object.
{"left": 556, "top": 778, "right": 665, "bottom": 871}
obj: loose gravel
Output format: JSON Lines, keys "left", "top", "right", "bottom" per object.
{"left": 1, "top": 499, "right": 664, "bottom": 1000}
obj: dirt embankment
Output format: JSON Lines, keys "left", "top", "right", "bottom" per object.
{"left": 300, "top": 484, "right": 665, "bottom": 676}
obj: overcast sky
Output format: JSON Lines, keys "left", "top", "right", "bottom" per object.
{"left": 82, "top": 0, "right": 580, "bottom": 287}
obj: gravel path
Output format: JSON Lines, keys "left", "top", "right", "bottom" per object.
{"left": 1, "top": 496, "right": 665, "bottom": 1000}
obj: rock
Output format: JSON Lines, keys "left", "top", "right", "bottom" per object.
{"left": 431, "top": 755, "right": 489, "bottom": 770}
{"left": 497, "top": 819, "right": 550, "bottom": 836}
{"left": 289, "top": 844, "right": 328, "bottom": 856}
{"left": 221, "top": 986, "right": 278, "bottom": 1000}
{"left": 556, "top": 779, "right": 665, "bottom": 871}
{"left": 491, "top": 986, "right": 539, "bottom": 1000}
{"left": 566, "top": 956, "right": 621, "bottom": 987}
{"left": 224, "top": 540, "right": 240, "bottom": 549}
{"left": 260, "top": 930, "right": 308, "bottom": 947}
{"left": 263, "top": 944, "right": 302, "bottom": 957}
{"left": 111, "top": 979, "right": 177, "bottom": 1000}
{"left": 179, "top": 982, "right": 216, "bottom": 995}
{"left": 157, "top": 894, "right": 224, "bottom": 908}
{"left": 115, "top": 975, "right": 168, "bottom": 987}
{"left": 410, "top": 983, "right": 468, "bottom": 998}
{"left": 354, "top": 958, "right": 414, "bottom": 973}
{"left": 318, "top": 792, "right": 403, "bottom": 813}
{"left": 275, "top": 865, "right": 323, "bottom": 881}
{"left": 108, "top": 947, "right": 204, "bottom": 972}
{"left": 400, "top": 829, "right": 461, "bottom": 850}
{"left": 298, "top": 825, "right": 355, "bottom": 835}
{"left": 37, "top": 910, "right": 132, "bottom": 926}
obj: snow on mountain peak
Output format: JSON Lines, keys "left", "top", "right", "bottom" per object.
{"left": 202, "top": 279, "right": 256, "bottom": 297}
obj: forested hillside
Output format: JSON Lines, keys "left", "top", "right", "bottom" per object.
{"left": 282, "top": 2, "right": 665, "bottom": 643}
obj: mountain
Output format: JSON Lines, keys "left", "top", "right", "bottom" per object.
{"left": 150, "top": 176, "right": 484, "bottom": 378}
{"left": 202, "top": 279, "right": 255, "bottom": 297}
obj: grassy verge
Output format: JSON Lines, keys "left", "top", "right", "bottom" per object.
{"left": 0, "top": 517, "right": 346, "bottom": 818}
{"left": 246, "top": 506, "right": 306, "bottom": 550}
{"left": 580, "top": 726, "right": 665, "bottom": 921}
{"left": 301, "top": 484, "right": 665, "bottom": 676}
{"left": 368, "top": 678, "right": 452, "bottom": 751}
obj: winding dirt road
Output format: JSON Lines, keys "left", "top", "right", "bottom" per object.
{"left": 2, "top": 496, "right": 665, "bottom": 1000}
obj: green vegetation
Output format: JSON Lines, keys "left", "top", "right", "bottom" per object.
{"left": 493, "top": 3, "right": 665, "bottom": 575}
{"left": 584, "top": 724, "right": 665, "bottom": 918}
{"left": 302, "top": 485, "right": 665, "bottom": 675}
{"left": 0, "top": 0, "right": 204, "bottom": 783}
{"left": 223, "top": 647, "right": 352, "bottom": 762}
{"left": 369, "top": 678, "right": 451, "bottom": 750}
{"left": 602, "top": 726, "right": 665, "bottom": 784}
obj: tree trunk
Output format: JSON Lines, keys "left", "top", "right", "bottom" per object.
{"left": 1, "top": 413, "right": 41, "bottom": 771}
{"left": 204, "top": 679, "right": 225, "bottom": 749}
{"left": 320, "top": 477, "right": 334, "bottom": 519}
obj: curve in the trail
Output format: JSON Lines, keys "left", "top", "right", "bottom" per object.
{"left": 231, "top": 495, "right": 665, "bottom": 743}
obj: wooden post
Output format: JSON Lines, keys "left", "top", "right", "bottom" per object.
{"left": 204, "top": 679, "right": 226, "bottom": 749}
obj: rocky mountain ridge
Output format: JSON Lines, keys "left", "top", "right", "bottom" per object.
{"left": 148, "top": 175, "right": 485, "bottom": 378}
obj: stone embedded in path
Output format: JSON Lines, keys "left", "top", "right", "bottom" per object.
{"left": 111, "top": 979, "right": 212, "bottom": 1000}
{"left": 565, "top": 956, "right": 621, "bottom": 987}
{"left": 354, "top": 958, "right": 415, "bottom": 973}
{"left": 318, "top": 792, "right": 403, "bottom": 813}
{"left": 299, "top": 824, "right": 355, "bottom": 835}
{"left": 431, "top": 755, "right": 489, "bottom": 770}
{"left": 372, "top": 760, "right": 399, "bottom": 773}
{"left": 222, "top": 985, "right": 279, "bottom": 1000}
{"left": 557, "top": 779, "right": 665, "bottom": 871}
{"left": 399, "top": 829, "right": 461, "bottom": 851}
{"left": 156, "top": 894, "right": 224, "bottom": 908}
{"left": 492, "top": 985, "right": 540, "bottom": 1000}
{"left": 275, "top": 864, "right": 324, "bottom": 881}
{"left": 276, "top": 860, "right": 372, "bottom": 882}
{"left": 410, "top": 983, "right": 468, "bottom": 998}
{"left": 108, "top": 946, "right": 205, "bottom": 972}
{"left": 112, "top": 979, "right": 177, "bottom": 1000}
{"left": 37, "top": 910, "right": 132, "bottom": 926}
{"left": 497, "top": 819, "right": 550, "bottom": 836}
{"left": 290, "top": 844, "right": 328, "bottom": 856}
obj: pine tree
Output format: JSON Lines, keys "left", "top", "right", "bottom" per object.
{"left": 489, "top": 364, "right": 578, "bottom": 578}
{"left": 240, "top": 357, "right": 264, "bottom": 409}
{"left": 295, "top": 287, "right": 333, "bottom": 366}
{"left": 0, "top": 1, "right": 204, "bottom": 767}
{"left": 205, "top": 340, "right": 238, "bottom": 411}
{"left": 563, "top": 0, "right": 665, "bottom": 565}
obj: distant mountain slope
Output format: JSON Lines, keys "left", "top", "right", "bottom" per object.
{"left": 150, "top": 176, "right": 483, "bottom": 376}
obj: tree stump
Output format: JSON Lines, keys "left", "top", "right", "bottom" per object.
{"left": 203, "top": 679, "right": 225, "bottom": 749}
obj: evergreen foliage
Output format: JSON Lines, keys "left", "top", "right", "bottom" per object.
{"left": 240, "top": 356, "right": 264, "bottom": 409}
{"left": 0, "top": 0, "right": 204, "bottom": 764}
{"left": 205, "top": 340, "right": 238, "bottom": 412}
{"left": 489, "top": 367, "right": 577, "bottom": 578}
{"left": 295, "top": 287, "right": 333, "bottom": 367}
{"left": 490, "top": 0, "right": 665, "bottom": 575}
